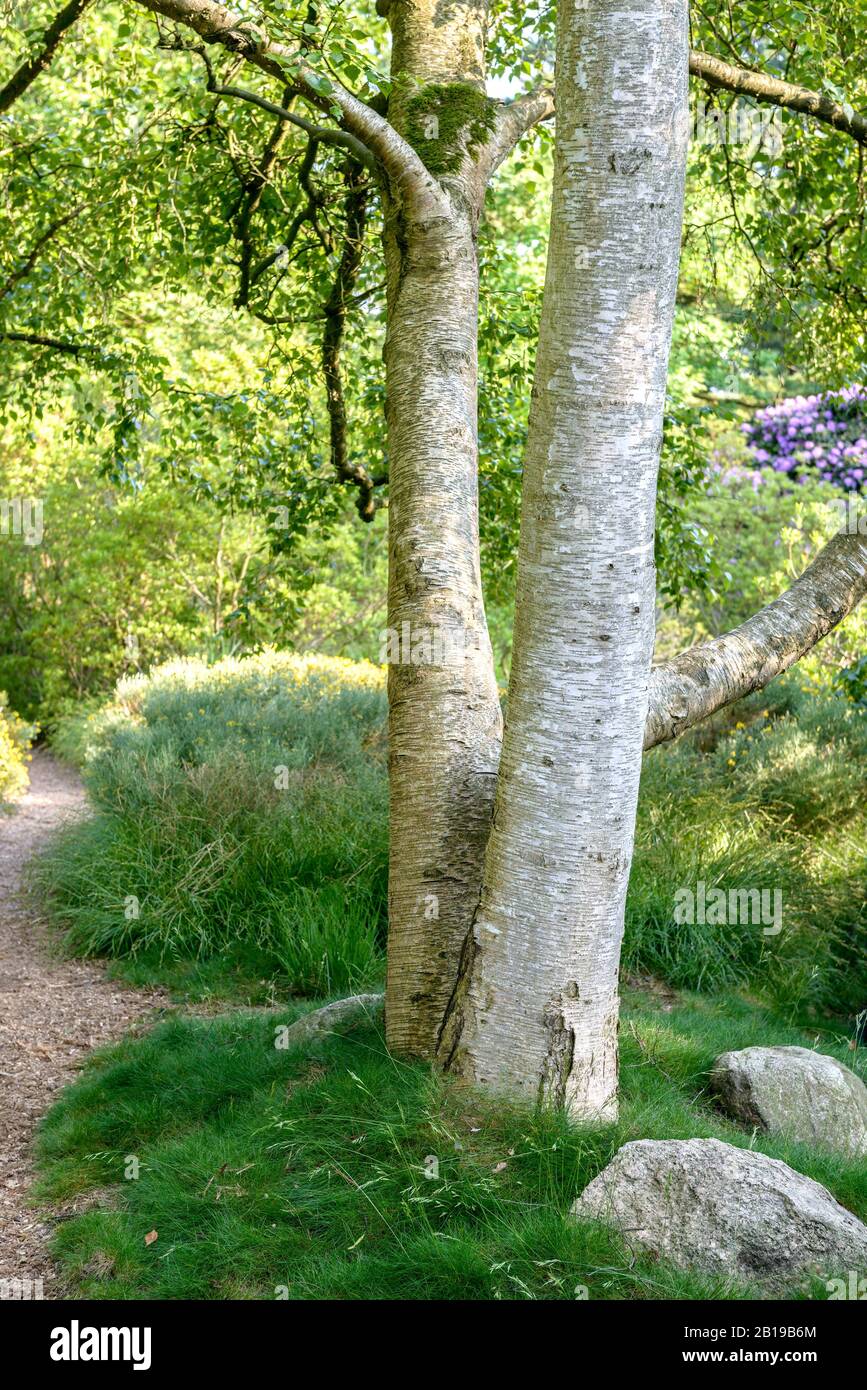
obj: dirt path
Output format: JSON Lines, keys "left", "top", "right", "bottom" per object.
{"left": 0, "top": 751, "right": 163, "bottom": 1297}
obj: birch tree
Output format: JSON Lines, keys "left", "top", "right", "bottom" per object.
{"left": 2, "top": 1, "right": 867, "bottom": 1108}
{"left": 437, "top": 0, "right": 690, "bottom": 1118}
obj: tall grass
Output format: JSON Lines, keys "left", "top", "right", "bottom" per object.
{"left": 35, "top": 656, "right": 866, "bottom": 1019}
{"left": 34, "top": 653, "right": 388, "bottom": 998}
{"left": 627, "top": 679, "right": 867, "bottom": 1018}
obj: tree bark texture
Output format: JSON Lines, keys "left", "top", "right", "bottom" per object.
{"left": 437, "top": 0, "right": 690, "bottom": 1120}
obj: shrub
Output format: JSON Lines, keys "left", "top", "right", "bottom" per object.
{"left": 742, "top": 385, "right": 867, "bottom": 491}
{"left": 0, "top": 692, "right": 32, "bottom": 808}
{"left": 36, "top": 653, "right": 387, "bottom": 997}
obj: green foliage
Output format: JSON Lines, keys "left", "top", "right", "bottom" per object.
{"left": 688, "top": 1, "right": 867, "bottom": 382}
{"left": 5, "top": 0, "right": 860, "bottom": 682}
{"left": 0, "top": 690, "right": 32, "bottom": 807}
{"left": 836, "top": 653, "right": 867, "bottom": 709}
{"left": 33, "top": 653, "right": 388, "bottom": 997}
{"left": 0, "top": 419, "right": 392, "bottom": 723}
{"left": 629, "top": 680, "right": 867, "bottom": 1016}
{"left": 404, "top": 83, "right": 498, "bottom": 175}
{"left": 33, "top": 990, "right": 866, "bottom": 1300}
{"left": 0, "top": 436, "right": 260, "bottom": 721}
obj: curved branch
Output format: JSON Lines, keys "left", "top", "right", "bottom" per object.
{"left": 239, "top": 136, "right": 328, "bottom": 304}
{"left": 478, "top": 86, "right": 555, "bottom": 182}
{"left": 321, "top": 163, "right": 381, "bottom": 522}
{"left": 199, "top": 70, "right": 376, "bottom": 170}
{"left": 503, "top": 55, "right": 867, "bottom": 163}
{"left": 0, "top": 0, "right": 94, "bottom": 114}
{"left": 689, "top": 49, "right": 867, "bottom": 147}
{"left": 645, "top": 528, "right": 867, "bottom": 751}
{"left": 230, "top": 88, "right": 294, "bottom": 306}
{"left": 0, "top": 329, "right": 92, "bottom": 354}
{"left": 132, "top": 0, "right": 445, "bottom": 212}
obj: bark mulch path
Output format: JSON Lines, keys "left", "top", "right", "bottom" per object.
{"left": 0, "top": 750, "right": 164, "bottom": 1297}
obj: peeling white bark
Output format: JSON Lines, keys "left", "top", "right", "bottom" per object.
{"left": 438, "top": 0, "right": 690, "bottom": 1119}
{"left": 382, "top": 0, "right": 488, "bottom": 87}
{"left": 382, "top": 191, "right": 504, "bottom": 1058}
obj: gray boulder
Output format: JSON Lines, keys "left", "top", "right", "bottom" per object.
{"left": 571, "top": 1137, "right": 867, "bottom": 1293}
{"left": 711, "top": 1045, "right": 867, "bottom": 1157}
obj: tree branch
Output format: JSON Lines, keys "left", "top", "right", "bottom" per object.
{"left": 131, "top": 0, "right": 444, "bottom": 211}
{"left": 478, "top": 87, "right": 555, "bottom": 181}
{"left": 0, "top": 203, "right": 88, "bottom": 301}
{"left": 0, "top": 329, "right": 94, "bottom": 354}
{"left": 0, "top": 0, "right": 94, "bottom": 113}
{"left": 321, "top": 163, "right": 381, "bottom": 522}
{"left": 194, "top": 54, "right": 377, "bottom": 170}
{"left": 645, "top": 528, "right": 867, "bottom": 750}
{"left": 229, "top": 87, "right": 294, "bottom": 306}
{"left": 491, "top": 56, "right": 867, "bottom": 169}
{"left": 689, "top": 49, "right": 867, "bottom": 147}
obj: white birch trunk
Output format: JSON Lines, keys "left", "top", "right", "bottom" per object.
{"left": 383, "top": 196, "right": 503, "bottom": 1057}
{"left": 381, "top": 0, "right": 503, "bottom": 1058}
{"left": 437, "top": 0, "right": 690, "bottom": 1119}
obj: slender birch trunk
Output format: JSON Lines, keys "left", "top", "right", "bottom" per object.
{"left": 437, "top": 0, "right": 690, "bottom": 1119}
{"left": 382, "top": 197, "right": 503, "bottom": 1057}
{"left": 380, "top": 0, "right": 503, "bottom": 1057}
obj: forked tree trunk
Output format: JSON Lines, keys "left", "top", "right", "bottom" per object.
{"left": 381, "top": 0, "right": 503, "bottom": 1057}
{"left": 437, "top": 0, "right": 690, "bottom": 1118}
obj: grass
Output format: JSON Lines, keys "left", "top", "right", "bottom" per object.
{"left": 626, "top": 678, "right": 867, "bottom": 1019}
{"left": 34, "top": 986, "right": 866, "bottom": 1301}
{"left": 34, "top": 658, "right": 867, "bottom": 1023}
{"left": 28, "top": 653, "right": 867, "bottom": 1300}
{"left": 32, "top": 653, "right": 389, "bottom": 1001}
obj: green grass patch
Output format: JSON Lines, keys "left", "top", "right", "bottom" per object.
{"left": 35, "top": 989, "right": 867, "bottom": 1301}
{"left": 33, "top": 653, "right": 388, "bottom": 1001}
{"left": 626, "top": 677, "right": 867, "bottom": 1020}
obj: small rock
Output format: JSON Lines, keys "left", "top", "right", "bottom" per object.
{"left": 711, "top": 1046, "right": 867, "bottom": 1157}
{"left": 571, "top": 1137, "right": 867, "bottom": 1293}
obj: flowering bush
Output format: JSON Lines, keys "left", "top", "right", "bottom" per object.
{"left": 742, "top": 385, "right": 867, "bottom": 491}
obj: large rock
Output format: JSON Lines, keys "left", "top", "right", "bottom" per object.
{"left": 711, "top": 1046, "right": 867, "bottom": 1157}
{"left": 571, "top": 1138, "right": 867, "bottom": 1293}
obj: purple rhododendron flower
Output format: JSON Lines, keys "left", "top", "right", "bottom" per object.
{"left": 743, "top": 386, "right": 867, "bottom": 492}
{"left": 739, "top": 386, "right": 867, "bottom": 494}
